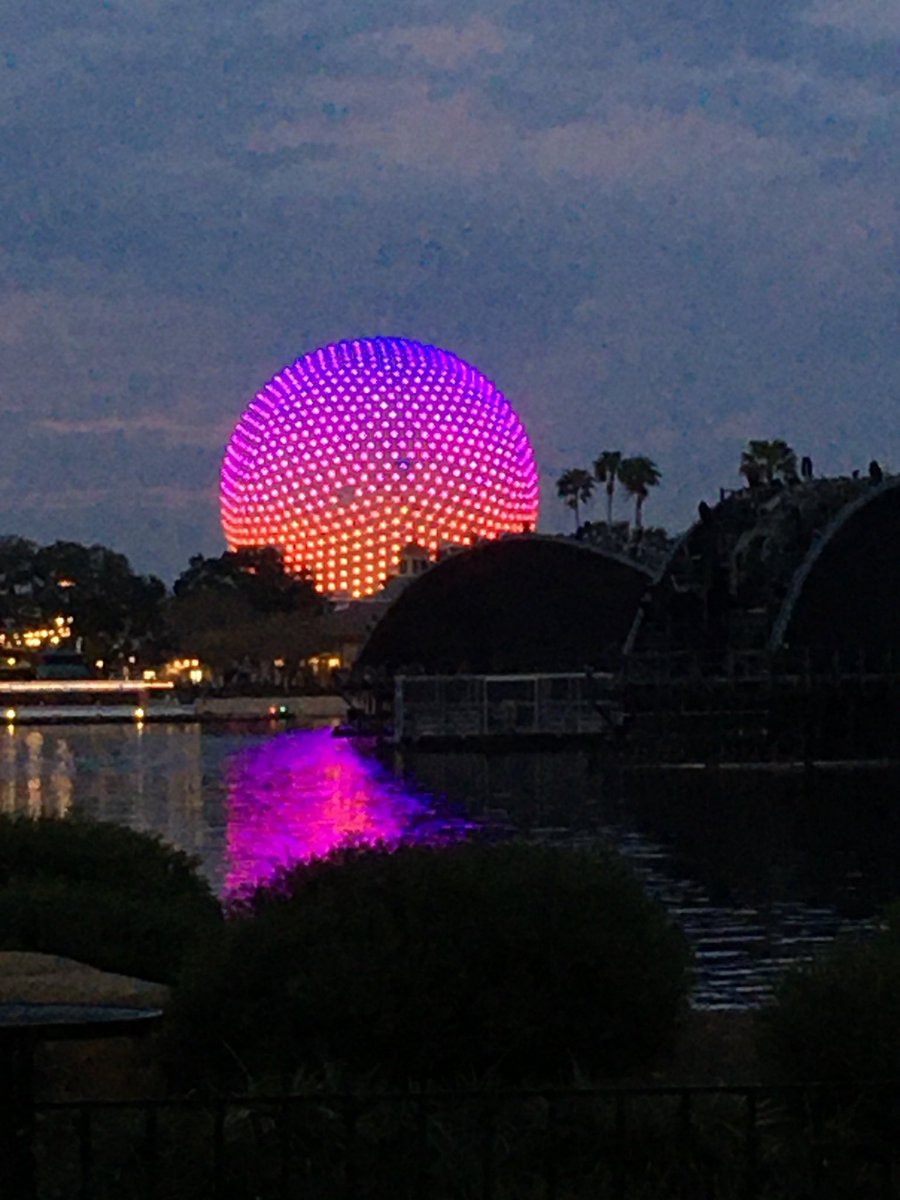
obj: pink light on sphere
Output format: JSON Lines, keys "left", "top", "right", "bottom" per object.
{"left": 220, "top": 336, "right": 540, "bottom": 597}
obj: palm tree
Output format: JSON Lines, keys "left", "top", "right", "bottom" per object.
{"left": 556, "top": 468, "right": 595, "bottom": 530}
{"left": 739, "top": 439, "right": 798, "bottom": 486}
{"left": 617, "top": 456, "right": 662, "bottom": 533}
{"left": 592, "top": 450, "right": 622, "bottom": 526}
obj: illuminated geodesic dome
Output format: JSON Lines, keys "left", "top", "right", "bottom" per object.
{"left": 220, "top": 337, "right": 540, "bottom": 597}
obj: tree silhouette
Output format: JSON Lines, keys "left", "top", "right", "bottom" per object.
{"left": 556, "top": 468, "right": 595, "bottom": 530}
{"left": 169, "top": 548, "right": 323, "bottom": 673}
{"left": 0, "top": 537, "right": 39, "bottom": 623}
{"left": 617, "top": 456, "right": 662, "bottom": 532}
{"left": 739, "top": 439, "right": 798, "bottom": 486}
{"left": 173, "top": 547, "right": 319, "bottom": 614}
{"left": 23, "top": 540, "right": 167, "bottom": 661}
{"left": 593, "top": 450, "right": 623, "bottom": 526}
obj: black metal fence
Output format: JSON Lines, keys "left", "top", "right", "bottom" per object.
{"left": 19, "top": 1083, "right": 900, "bottom": 1199}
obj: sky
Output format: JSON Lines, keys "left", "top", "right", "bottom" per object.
{"left": 2, "top": 0, "right": 898, "bottom": 583}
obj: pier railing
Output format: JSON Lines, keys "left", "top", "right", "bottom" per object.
{"left": 621, "top": 645, "right": 900, "bottom": 684}
{"left": 388, "top": 657, "right": 900, "bottom": 758}
{"left": 393, "top": 672, "right": 621, "bottom": 742}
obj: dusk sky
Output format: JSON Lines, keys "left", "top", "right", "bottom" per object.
{"left": 2, "top": 0, "right": 898, "bottom": 583}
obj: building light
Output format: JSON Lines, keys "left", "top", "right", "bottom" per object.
{"left": 133, "top": 707, "right": 145, "bottom": 720}
{"left": 5, "top": 709, "right": 15, "bottom": 722}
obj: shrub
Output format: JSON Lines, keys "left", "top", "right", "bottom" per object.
{"left": 758, "top": 915, "right": 900, "bottom": 1085}
{"left": 172, "top": 840, "right": 689, "bottom": 1088}
{"left": 0, "top": 815, "right": 220, "bottom": 983}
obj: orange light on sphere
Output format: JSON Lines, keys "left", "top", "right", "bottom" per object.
{"left": 220, "top": 337, "right": 540, "bottom": 597}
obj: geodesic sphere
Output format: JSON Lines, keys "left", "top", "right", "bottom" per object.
{"left": 220, "top": 336, "right": 540, "bottom": 597}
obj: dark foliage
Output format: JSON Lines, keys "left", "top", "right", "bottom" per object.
{"left": 0, "top": 815, "right": 220, "bottom": 983}
{"left": 758, "top": 913, "right": 900, "bottom": 1085}
{"left": 171, "top": 840, "right": 689, "bottom": 1088}
{"left": 0, "top": 536, "right": 167, "bottom": 661}
{"left": 168, "top": 547, "right": 325, "bottom": 669}
{"left": 172, "top": 547, "right": 320, "bottom": 615}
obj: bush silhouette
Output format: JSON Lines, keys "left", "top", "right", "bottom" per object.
{"left": 0, "top": 815, "right": 220, "bottom": 983}
{"left": 172, "top": 840, "right": 689, "bottom": 1087}
{"left": 759, "top": 912, "right": 900, "bottom": 1084}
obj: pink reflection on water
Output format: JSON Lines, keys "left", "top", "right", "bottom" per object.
{"left": 225, "top": 727, "right": 464, "bottom": 895}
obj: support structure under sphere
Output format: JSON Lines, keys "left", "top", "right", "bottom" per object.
{"left": 220, "top": 337, "right": 540, "bottom": 597}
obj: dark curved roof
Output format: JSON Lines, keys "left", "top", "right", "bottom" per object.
{"left": 628, "top": 475, "right": 900, "bottom": 659}
{"left": 357, "top": 535, "right": 652, "bottom": 674}
{"left": 775, "top": 479, "right": 900, "bottom": 654}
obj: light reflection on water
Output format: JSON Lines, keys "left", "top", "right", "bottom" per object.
{"left": 0, "top": 721, "right": 214, "bottom": 870}
{"left": 0, "top": 723, "right": 467, "bottom": 895}
{"left": 224, "top": 728, "right": 469, "bottom": 894}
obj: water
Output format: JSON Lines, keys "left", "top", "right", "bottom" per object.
{"left": 399, "top": 750, "right": 897, "bottom": 1008}
{"left": 223, "top": 730, "right": 471, "bottom": 894}
{"left": 1, "top": 723, "right": 896, "bottom": 1008}
{"left": 0, "top": 723, "right": 467, "bottom": 895}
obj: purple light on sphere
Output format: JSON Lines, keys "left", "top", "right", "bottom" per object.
{"left": 220, "top": 336, "right": 540, "bottom": 596}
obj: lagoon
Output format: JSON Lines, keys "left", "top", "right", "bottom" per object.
{"left": 0, "top": 723, "right": 461, "bottom": 895}
{"left": 1, "top": 721, "right": 896, "bottom": 1008}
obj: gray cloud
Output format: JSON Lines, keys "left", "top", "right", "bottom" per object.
{"left": 0, "top": 0, "right": 897, "bottom": 577}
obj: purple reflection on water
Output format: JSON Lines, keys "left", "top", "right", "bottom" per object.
{"left": 225, "top": 727, "right": 469, "bottom": 895}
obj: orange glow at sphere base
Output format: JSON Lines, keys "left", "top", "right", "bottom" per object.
{"left": 220, "top": 337, "right": 540, "bottom": 597}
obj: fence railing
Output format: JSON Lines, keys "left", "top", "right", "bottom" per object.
{"left": 19, "top": 1082, "right": 900, "bottom": 1199}
{"left": 621, "top": 646, "right": 900, "bottom": 684}
{"left": 393, "top": 673, "right": 621, "bottom": 742}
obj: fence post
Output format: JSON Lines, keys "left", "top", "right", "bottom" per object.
{"left": 143, "top": 1105, "right": 159, "bottom": 1200}
{"left": 0, "top": 1037, "right": 38, "bottom": 1200}
{"left": 212, "top": 1101, "right": 225, "bottom": 1200}
{"left": 78, "top": 1104, "right": 93, "bottom": 1200}
{"left": 415, "top": 1094, "right": 430, "bottom": 1200}
{"left": 678, "top": 1090, "right": 693, "bottom": 1200}
{"left": 744, "top": 1091, "right": 759, "bottom": 1200}
{"left": 279, "top": 1099, "right": 292, "bottom": 1200}
{"left": 543, "top": 1094, "right": 558, "bottom": 1200}
{"left": 481, "top": 1099, "right": 496, "bottom": 1200}
{"left": 614, "top": 1092, "right": 628, "bottom": 1196}
{"left": 343, "top": 1097, "right": 358, "bottom": 1200}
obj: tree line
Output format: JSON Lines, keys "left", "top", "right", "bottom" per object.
{"left": 556, "top": 451, "right": 662, "bottom": 532}
{"left": 3, "top": 439, "right": 883, "bottom": 675}
{"left": 556, "top": 437, "right": 882, "bottom": 533}
{"left": 0, "top": 538, "right": 324, "bottom": 677}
